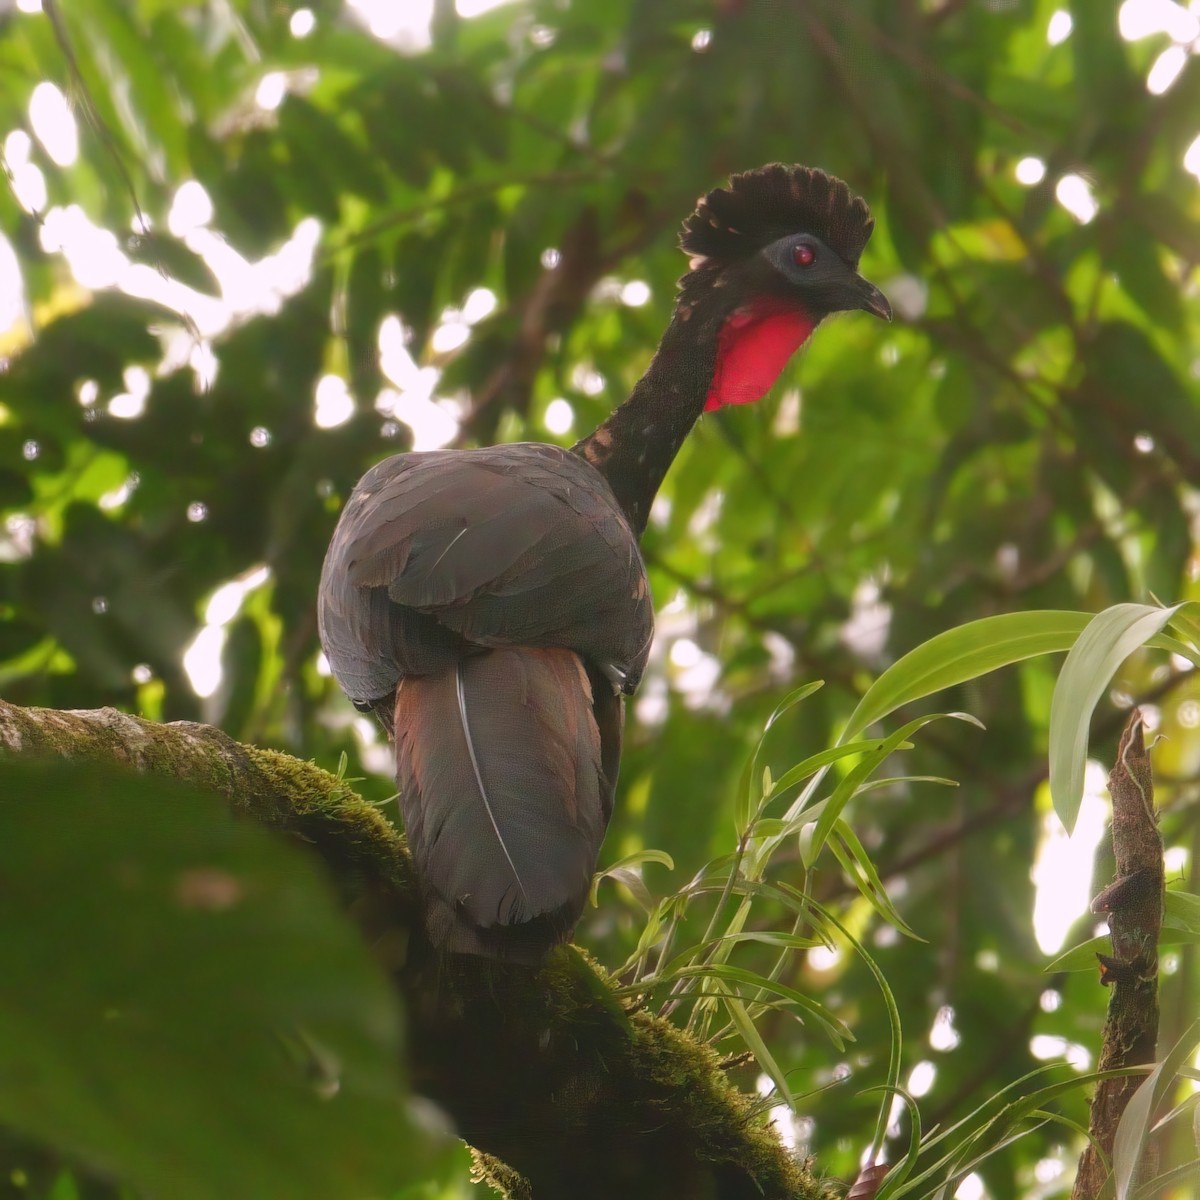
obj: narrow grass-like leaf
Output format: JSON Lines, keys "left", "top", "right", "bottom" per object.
{"left": 618, "top": 898, "right": 670, "bottom": 978}
{"left": 601, "top": 867, "right": 655, "bottom": 910}
{"left": 677, "top": 874, "right": 812, "bottom": 909}
{"left": 642, "top": 929, "right": 825, "bottom": 1011}
{"left": 763, "top": 679, "right": 826, "bottom": 734}
{"left": 1114, "top": 1068, "right": 1163, "bottom": 1200}
{"left": 646, "top": 874, "right": 829, "bottom": 1013}
{"left": 863, "top": 1086, "right": 919, "bottom": 1199}
{"left": 734, "top": 741, "right": 759, "bottom": 835}
{"left": 667, "top": 965, "right": 852, "bottom": 1046}
{"left": 737, "top": 680, "right": 825, "bottom": 831}
{"left": 724, "top": 997, "right": 793, "bottom": 1110}
{"left": 808, "top": 714, "right": 976, "bottom": 867}
{"left": 766, "top": 738, "right": 895, "bottom": 804}
{"left": 657, "top": 931, "right": 821, "bottom": 978}
{"left": 1161, "top": 604, "right": 1200, "bottom": 652}
{"left": 1043, "top": 935, "right": 1115, "bottom": 973}
{"left": 885, "top": 1066, "right": 1132, "bottom": 1196}
{"left": 1048, "top": 602, "right": 1197, "bottom": 832}
{"left": 783, "top": 900, "right": 903, "bottom": 1166}
{"left": 600, "top": 848, "right": 676, "bottom": 874}
{"left": 924, "top": 1117, "right": 1072, "bottom": 1200}
{"left": 1113, "top": 1019, "right": 1200, "bottom": 1200}
{"left": 828, "top": 820, "right": 922, "bottom": 940}
{"left": 1149, "top": 1088, "right": 1200, "bottom": 1136}
{"left": 1134, "top": 1160, "right": 1200, "bottom": 1198}
{"left": 590, "top": 848, "right": 674, "bottom": 906}
{"left": 1146, "top": 632, "right": 1200, "bottom": 670}
{"left": 853, "top": 775, "right": 960, "bottom": 795}
{"left": 747, "top": 817, "right": 803, "bottom": 839}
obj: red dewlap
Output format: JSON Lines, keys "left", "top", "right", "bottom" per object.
{"left": 705, "top": 303, "right": 816, "bottom": 411}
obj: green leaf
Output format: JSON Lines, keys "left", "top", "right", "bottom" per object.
{"left": 1162, "top": 604, "right": 1200, "bottom": 651}
{"left": 1044, "top": 928, "right": 1200, "bottom": 973}
{"left": 590, "top": 848, "right": 675, "bottom": 907}
{"left": 1042, "top": 935, "right": 1110, "bottom": 973}
{"left": 601, "top": 847, "right": 676, "bottom": 874}
{"left": 1147, "top": 632, "right": 1200, "bottom": 672}
{"left": 0, "top": 760, "right": 427, "bottom": 1200}
{"left": 47, "top": 1171, "right": 80, "bottom": 1200}
{"left": 844, "top": 611, "right": 1092, "bottom": 742}
{"left": 1149, "top": 1088, "right": 1200, "bottom": 1138}
{"left": 1164, "top": 889, "right": 1200, "bottom": 934}
{"left": 596, "top": 867, "right": 651, "bottom": 911}
{"left": 126, "top": 231, "right": 222, "bottom": 296}
{"left": 653, "top": 930, "right": 823, "bottom": 988}
{"left": 1048, "top": 602, "right": 1197, "bottom": 832}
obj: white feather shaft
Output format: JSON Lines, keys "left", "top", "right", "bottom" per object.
{"left": 455, "top": 659, "right": 528, "bottom": 903}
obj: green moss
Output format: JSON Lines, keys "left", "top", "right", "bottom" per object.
{"left": 629, "top": 1011, "right": 822, "bottom": 1196}
{"left": 245, "top": 747, "right": 409, "bottom": 866}
{"left": 471, "top": 1148, "right": 532, "bottom": 1198}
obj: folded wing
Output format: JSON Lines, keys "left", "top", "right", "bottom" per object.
{"left": 318, "top": 443, "right": 653, "bottom": 715}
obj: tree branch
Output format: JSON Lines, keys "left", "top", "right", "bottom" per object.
{"left": 0, "top": 699, "right": 831, "bottom": 1200}
{"left": 1072, "top": 712, "right": 1164, "bottom": 1199}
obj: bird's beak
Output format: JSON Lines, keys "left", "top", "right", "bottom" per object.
{"left": 855, "top": 276, "right": 892, "bottom": 321}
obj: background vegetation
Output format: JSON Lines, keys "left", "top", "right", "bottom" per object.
{"left": 1, "top": 0, "right": 1198, "bottom": 1196}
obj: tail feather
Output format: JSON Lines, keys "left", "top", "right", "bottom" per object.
{"left": 453, "top": 660, "right": 529, "bottom": 909}
{"left": 394, "top": 646, "right": 612, "bottom": 960}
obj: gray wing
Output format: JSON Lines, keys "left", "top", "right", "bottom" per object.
{"left": 318, "top": 443, "right": 653, "bottom": 707}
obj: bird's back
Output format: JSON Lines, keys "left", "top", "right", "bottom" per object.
{"left": 318, "top": 441, "right": 653, "bottom": 959}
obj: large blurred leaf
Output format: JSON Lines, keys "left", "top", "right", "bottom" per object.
{"left": 0, "top": 760, "right": 425, "bottom": 1200}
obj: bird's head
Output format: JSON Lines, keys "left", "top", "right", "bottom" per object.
{"left": 677, "top": 164, "right": 890, "bottom": 410}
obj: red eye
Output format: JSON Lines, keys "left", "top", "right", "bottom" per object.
{"left": 792, "top": 243, "right": 816, "bottom": 267}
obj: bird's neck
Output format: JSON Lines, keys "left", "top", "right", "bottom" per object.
{"left": 574, "top": 294, "right": 816, "bottom": 536}
{"left": 574, "top": 308, "right": 717, "bottom": 536}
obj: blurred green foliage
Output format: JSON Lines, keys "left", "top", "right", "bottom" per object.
{"left": 1, "top": 0, "right": 1199, "bottom": 1195}
{"left": 0, "top": 760, "right": 434, "bottom": 1200}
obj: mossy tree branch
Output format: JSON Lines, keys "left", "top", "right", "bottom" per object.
{"left": 0, "top": 700, "right": 831, "bottom": 1200}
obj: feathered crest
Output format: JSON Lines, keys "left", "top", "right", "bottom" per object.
{"left": 680, "top": 164, "right": 875, "bottom": 269}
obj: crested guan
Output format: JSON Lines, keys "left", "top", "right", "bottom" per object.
{"left": 318, "top": 164, "right": 888, "bottom": 961}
